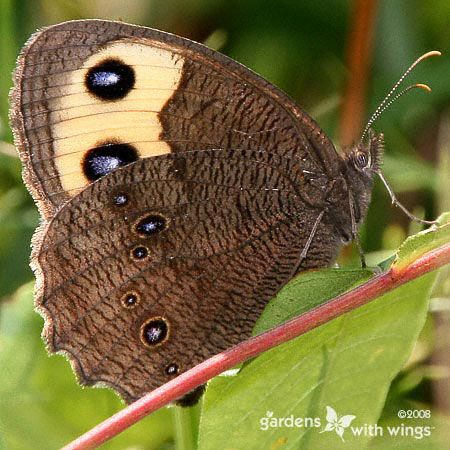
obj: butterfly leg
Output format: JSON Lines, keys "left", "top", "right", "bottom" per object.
{"left": 349, "top": 199, "right": 367, "bottom": 268}
{"left": 378, "top": 172, "right": 437, "bottom": 225}
{"left": 301, "top": 210, "right": 325, "bottom": 260}
{"left": 292, "top": 209, "right": 325, "bottom": 274}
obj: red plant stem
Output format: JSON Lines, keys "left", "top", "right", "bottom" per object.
{"left": 62, "top": 242, "right": 450, "bottom": 450}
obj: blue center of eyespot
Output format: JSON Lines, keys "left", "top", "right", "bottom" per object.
{"left": 91, "top": 71, "right": 121, "bottom": 87}
{"left": 91, "top": 155, "right": 121, "bottom": 173}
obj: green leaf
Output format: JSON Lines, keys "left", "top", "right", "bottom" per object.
{"left": 253, "top": 269, "right": 373, "bottom": 335}
{"left": 198, "top": 219, "right": 448, "bottom": 450}
{"left": 0, "top": 283, "right": 174, "bottom": 450}
{"left": 393, "top": 212, "right": 450, "bottom": 271}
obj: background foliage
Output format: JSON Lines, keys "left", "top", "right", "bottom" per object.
{"left": 0, "top": 0, "right": 449, "bottom": 449}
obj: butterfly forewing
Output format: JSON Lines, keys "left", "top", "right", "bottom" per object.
{"left": 11, "top": 19, "right": 340, "bottom": 220}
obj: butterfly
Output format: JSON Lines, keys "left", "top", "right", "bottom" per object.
{"left": 10, "top": 19, "right": 435, "bottom": 404}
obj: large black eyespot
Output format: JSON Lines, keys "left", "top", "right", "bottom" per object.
{"left": 135, "top": 214, "right": 167, "bottom": 236}
{"left": 141, "top": 318, "right": 169, "bottom": 346}
{"left": 83, "top": 143, "right": 138, "bottom": 181}
{"left": 85, "top": 59, "right": 135, "bottom": 100}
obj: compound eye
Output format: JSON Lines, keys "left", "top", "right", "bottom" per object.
{"left": 355, "top": 152, "right": 368, "bottom": 169}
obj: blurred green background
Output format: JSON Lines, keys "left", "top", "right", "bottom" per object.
{"left": 0, "top": 0, "right": 449, "bottom": 449}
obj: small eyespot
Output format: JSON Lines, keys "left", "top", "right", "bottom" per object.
{"left": 83, "top": 142, "right": 139, "bottom": 181}
{"left": 135, "top": 214, "right": 167, "bottom": 236}
{"left": 114, "top": 193, "right": 128, "bottom": 206}
{"left": 165, "top": 363, "right": 179, "bottom": 376}
{"left": 122, "top": 292, "right": 140, "bottom": 308}
{"left": 131, "top": 246, "right": 148, "bottom": 260}
{"left": 86, "top": 58, "right": 135, "bottom": 100}
{"left": 141, "top": 317, "right": 169, "bottom": 347}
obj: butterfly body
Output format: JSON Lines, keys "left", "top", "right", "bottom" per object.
{"left": 11, "top": 20, "right": 382, "bottom": 402}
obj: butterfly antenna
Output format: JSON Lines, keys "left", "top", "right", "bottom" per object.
{"left": 361, "top": 50, "right": 441, "bottom": 226}
{"left": 360, "top": 50, "right": 441, "bottom": 142}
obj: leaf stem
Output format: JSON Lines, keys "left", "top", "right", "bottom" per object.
{"left": 173, "top": 406, "right": 196, "bottom": 450}
{"left": 61, "top": 241, "right": 450, "bottom": 450}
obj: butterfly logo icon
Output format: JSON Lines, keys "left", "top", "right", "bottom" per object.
{"left": 320, "top": 406, "right": 356, "bottom": 442}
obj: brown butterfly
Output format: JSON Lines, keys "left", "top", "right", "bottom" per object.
{"left": 10, "top": 19, "right": 436, "bottom": 404}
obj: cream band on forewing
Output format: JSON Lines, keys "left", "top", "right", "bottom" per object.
{"left": 51, "top": 40, "right": 185, "bottom": 195}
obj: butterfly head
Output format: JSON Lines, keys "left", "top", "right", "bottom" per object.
{"left": 341, "top": 50, "right": 441, "bottom": 230}
{"left": 343, "top": 130, "right": 384, "bottom": 225}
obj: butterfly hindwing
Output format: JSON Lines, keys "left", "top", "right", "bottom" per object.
{"left": 34, "top": 148, "right": 341, "bottom": 402}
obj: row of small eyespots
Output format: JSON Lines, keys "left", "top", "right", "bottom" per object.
{"left": 114, "top": 192, "right": 177, "bottom": 375}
